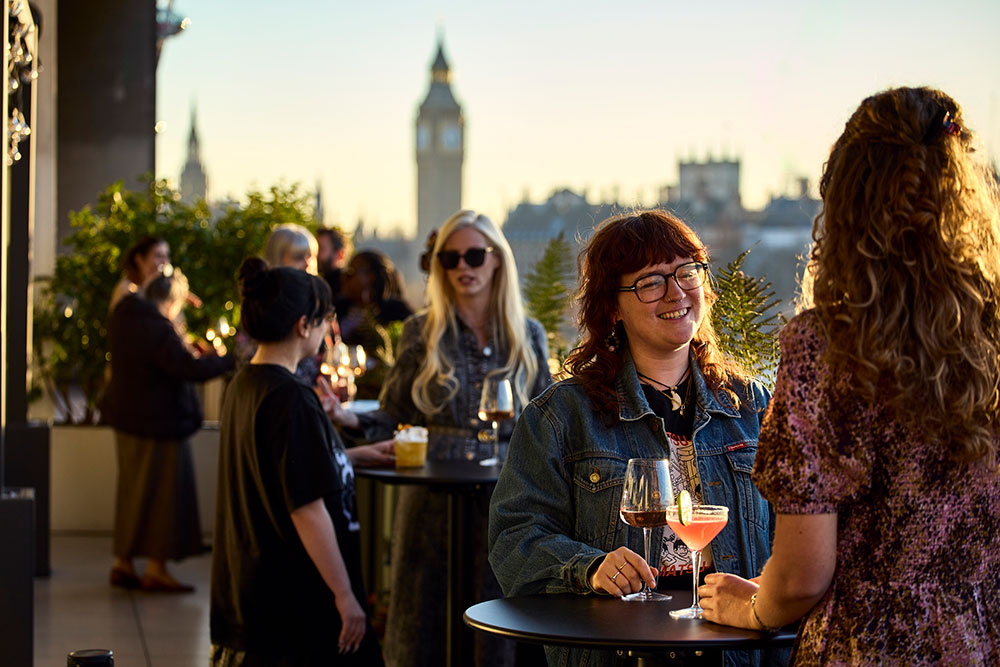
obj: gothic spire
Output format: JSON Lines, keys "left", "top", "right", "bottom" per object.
{"left": 431, "top": 36, "right": 450, "bottom": 83}
{"left": 186, "top": 104, "right": 200, "bottom": 163}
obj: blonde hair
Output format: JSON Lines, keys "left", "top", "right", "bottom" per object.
{"left": 804, "top": 87, "right": 1000, "bottom": 465}
{"left": 412, "top": 210, "right": 539, "bottom": 414}
{"left": 264, "top": 223, "right": 318, "bottom": 273}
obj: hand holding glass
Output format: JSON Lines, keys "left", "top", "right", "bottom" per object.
{"left": 618, "top": 458, "right": 672, "bottom": 601}
{"left": 666, "top": 504, "right": 728, "bottom": 619}
{"left": 477, "top": 377, "right": 513, "bottom": 466}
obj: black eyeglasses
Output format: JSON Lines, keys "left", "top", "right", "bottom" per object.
{"left": 436, "top": 247, "right": 494, "bottom": 270}
{"left": 618, "top": 262, "right": 708, "bottom": 303}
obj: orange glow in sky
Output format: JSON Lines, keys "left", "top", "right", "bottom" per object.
{"left": 155, "top": 0, "right": 1000, "bottom": 236}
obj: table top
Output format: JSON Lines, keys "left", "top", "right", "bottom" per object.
{"left": 344, "top": 399, "right": 380, "bottom": 413}
{"left": 464, "top": 593, "right": 797, "bottom": 650}
{"left": 356, "top": 459, "right": 502, "bottom": 486}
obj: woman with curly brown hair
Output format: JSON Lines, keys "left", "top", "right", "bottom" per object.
{"left": 489, "top": 209, "right": 777, "bottom": 667}
{"left": 699, "top": 87, "right": 1000, "bottom": 665}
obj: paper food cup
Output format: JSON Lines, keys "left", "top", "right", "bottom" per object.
{"left": 395, "top": 426, "right": 429, "bottom": 468}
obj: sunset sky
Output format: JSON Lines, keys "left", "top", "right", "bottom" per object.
{"left": 155, "top": 0, "right": 1000, "bottom": 236}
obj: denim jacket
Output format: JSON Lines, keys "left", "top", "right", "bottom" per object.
{"left": 489, "top": 350, "right": 775, "bottom": 667}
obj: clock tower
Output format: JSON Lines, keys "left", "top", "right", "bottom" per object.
{"left": 416, "top": 38, "right": 464, "bottom": 244}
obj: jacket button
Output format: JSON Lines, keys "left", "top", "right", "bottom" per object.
{"left": 589, "top": 468, "right": 600, "bottom": 484}
{"left": 651, "top": 420, "right": 660, "bottom": 432}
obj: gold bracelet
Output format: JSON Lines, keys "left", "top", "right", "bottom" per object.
{"left": 750, "top": 592, "right": 780, "bottom": 633}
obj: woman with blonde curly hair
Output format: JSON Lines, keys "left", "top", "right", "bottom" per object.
{"left": 489, "top": 209, "right": 777, "bottom": 667}
{"left": 700, "top": 87, "right": 1000, "bottom": 664}
{"left": 328, "top": 210, "right": 551, "bottom": 667}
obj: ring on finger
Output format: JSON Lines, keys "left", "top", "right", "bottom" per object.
{"left": 615, "top": 563, "right": 625, "bottom": 572}
{"left": 611, "top": 571, "right": 620, "bottom": 582}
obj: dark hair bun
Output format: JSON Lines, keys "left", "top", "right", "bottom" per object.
{"left": 238, "top": 257, "right": 271, "bottom": 299}
{"left": 237, "top": 258, "right": 333, "bottom": 343}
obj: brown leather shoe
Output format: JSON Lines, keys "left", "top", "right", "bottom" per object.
{"left": 109, "top": 567, "right": 142, "bottom": 589}
{"left": 139, "top": 574, "right": 195, "bottom": 593}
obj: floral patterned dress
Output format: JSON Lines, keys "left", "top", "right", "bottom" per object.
{"left": 754, "top": 310, "right": 1000, "bottom": 666}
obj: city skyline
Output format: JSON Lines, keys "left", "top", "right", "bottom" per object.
{"left": 155, "top": 0, "right": 1000, "bottom": 236}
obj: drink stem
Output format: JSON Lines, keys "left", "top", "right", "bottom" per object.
{"left": 491, "top": 419, "right": 499, "bottom": 461}
{"left": 642, "top": 526, "right": 653, "bottom": 596}
{"left": 690, "top": 549, "right": 703, "bottom": 613}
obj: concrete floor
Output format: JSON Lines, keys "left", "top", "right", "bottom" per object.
{"left": 35, "top": 534, "right": 211, "bottom": 666}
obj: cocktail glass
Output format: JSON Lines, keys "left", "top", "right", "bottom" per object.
{"left": 666, "top": 504, "right": 728, "bottom": 619}
{"left": 618, "top": 458, "right": 672, "bottom": 601}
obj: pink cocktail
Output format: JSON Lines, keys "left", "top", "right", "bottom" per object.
{"left": 665, "top": 516, "right": 727, "bottom": 552}
{"left": 666, "top": 504, "right": 728, "bottom": 619}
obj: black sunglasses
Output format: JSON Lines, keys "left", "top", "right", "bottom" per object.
{"left": 436, "top": 246, "right": 494, "bottom": 270}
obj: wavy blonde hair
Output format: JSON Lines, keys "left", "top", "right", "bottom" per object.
{"left": 412, "top": 210, "right": 539, "bottom": 414}
{"left": 804, "top": 86, "right": 1000, "bottom": 465}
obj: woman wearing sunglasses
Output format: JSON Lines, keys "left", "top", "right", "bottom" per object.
{"left": 327, "top": 209, "right": 552, "bottom": 667}
{"left": 489, "top": 210, "right": 779, "bottom": 667}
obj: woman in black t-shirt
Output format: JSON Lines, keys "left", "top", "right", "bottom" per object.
{"left": 210, "top": 258, "right": 385, "bottom": 666}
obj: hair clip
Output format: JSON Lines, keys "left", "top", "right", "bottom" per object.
{"left": 923, "top": 107, "right": 961, "bottom": 144}
{"left": 941, "top": 111, "right": 960, "bottom": 137}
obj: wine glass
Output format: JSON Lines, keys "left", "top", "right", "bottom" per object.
{"left": 352, "top": 345, "right": 367, "bottom": 375}
{"left": 322, "top": 340, "right": 354, "bottom": 402}
{"left": 477, "top": 376, "right": 513, "bottom": 467}
{"left": 619, "top": 458, "right": 672, "bottom": 601}
{"left": 666, "top": 504, "right": 729, "bottom": 619}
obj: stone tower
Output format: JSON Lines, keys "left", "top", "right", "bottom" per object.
{"left": 179, "top": 106, "right": 207, "bottom": 204}
{"left": 415, "top": 37, "right": 463, "bottom": 244}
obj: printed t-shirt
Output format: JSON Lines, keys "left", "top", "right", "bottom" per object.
{"left": 211, "top": 363, "right": 364, "bottom": 657}
{"left": 640, "top": 381, "right": 715, "bottom": 587}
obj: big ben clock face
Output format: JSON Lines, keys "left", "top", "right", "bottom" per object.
{"left": 440, "top": 122, "right": 461, "bottom": 151}
{"left": 417, "top": 123, "right": 431, "bottom": 151}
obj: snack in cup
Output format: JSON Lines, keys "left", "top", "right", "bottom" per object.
{"left": 394, "top": 424, "right": 428, "bottom": 468}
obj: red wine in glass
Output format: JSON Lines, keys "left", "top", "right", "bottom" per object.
{"left": 619, "top": 458, "right": 673, "bottom": 601}
{"left": 478, "top": 377, "right": 513, "bottom": 466}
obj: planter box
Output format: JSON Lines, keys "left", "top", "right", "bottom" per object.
{"left": 0, "top": 489, "right": 34, "bottom": 666}
{"left": 50, "top": 424, "right": 220, "bottom": 534}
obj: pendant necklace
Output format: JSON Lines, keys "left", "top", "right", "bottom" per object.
{"left": 637, "top": 367, "right": 692, "bottom": 414}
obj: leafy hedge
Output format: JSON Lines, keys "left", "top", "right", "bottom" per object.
{"left": 33, "top": 175, "right": 318, "bottom": 423}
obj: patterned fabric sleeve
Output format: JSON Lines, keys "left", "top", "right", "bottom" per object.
{"left": 753, "top": 311, "right": 874, "bottom": 514}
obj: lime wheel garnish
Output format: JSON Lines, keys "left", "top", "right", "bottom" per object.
{"left": 676, "top": 490, "right": 693, "bottom": 526}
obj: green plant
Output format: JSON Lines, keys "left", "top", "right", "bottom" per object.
{"left": 522, "top": 230, "right": 576, "bottom": 362}
{"left": 192, "top": 182, "right": 319, "bottom": 335}
{"left": 32, "top": 175, "right": 318, "bottom": 423}
{"left": 711, "top": 247, "right": 783, "bottom": 386}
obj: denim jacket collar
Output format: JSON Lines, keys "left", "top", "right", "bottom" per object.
{"left": 615, "top": 346, "right": 740, "bottom": 423}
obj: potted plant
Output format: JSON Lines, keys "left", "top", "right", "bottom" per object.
{"left": 32, "top": 175, "right": 319, "bottom": 423}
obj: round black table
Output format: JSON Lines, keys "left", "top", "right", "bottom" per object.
{"left": 357, "top": 460, "right": 501, "bottom": 667}
{"left": 465, "top": 593, "right": 796, "bottom": 663}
